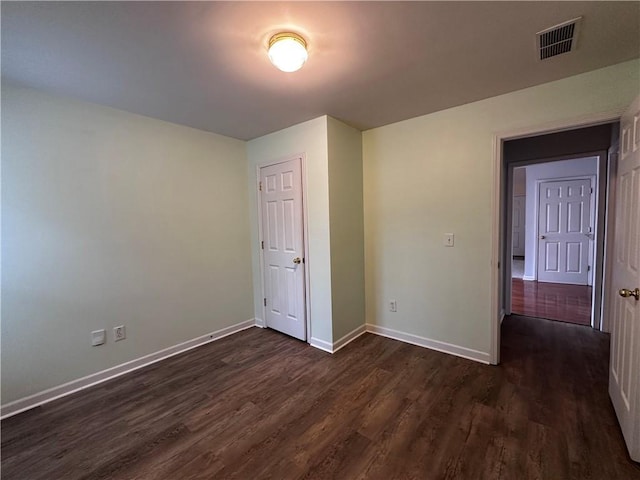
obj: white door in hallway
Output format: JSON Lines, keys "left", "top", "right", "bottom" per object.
{"left": 537, "top": 179, "right": 591, "bottom": 284}
{"left": 609, "top": 96, "right": 640, "bottom": 462}
{"left": 512, "top": 195, "right": 526, "bottom": 256}
{"left": 260, "top": 158, "right": 306, "bottom": 341}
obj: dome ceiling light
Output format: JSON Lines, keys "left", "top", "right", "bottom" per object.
{"left": 268, "top": 32, "right": 308, "bottom": 72}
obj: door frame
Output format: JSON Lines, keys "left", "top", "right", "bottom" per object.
{"left": 504, "top": 156, "right": 603, "bottom": 321}
{"left": 490, "top": 109, "right": 623, "bottom": 365}
{"left": 255, "top": 154, "right": 312, "bottom": 342}
{"left": 601, "top": 136, "right": 620, "bottom": 335}
{"left": 511, "top": 194, "right": 526, "bottom": 257}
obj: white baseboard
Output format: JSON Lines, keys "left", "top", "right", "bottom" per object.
{"left": 522, "top": 275, "right": 536, "bottom": 281}
{"left": 365, "top": 324, "right": 490, "bottom": 364}
{"left": 309, "top": 324, "right": 367, "bottom": 354}
{"left": 1, "top": 319, "right": 256, "bottom": 420}
{"left": 332, "top": 324, "right": 367, "bottom": 353}
{"left": 309, "top": 337, "right": 333, "bottom": 353}
{"left": 255, "top": 317, "right": 265, "bottom": 328}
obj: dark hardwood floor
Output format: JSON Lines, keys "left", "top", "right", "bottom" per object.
{"left": 2, "top": 318, "right": 638, "bottom": 479}
{"left": 512, "top": 278, "right": 592, "bottom": 326}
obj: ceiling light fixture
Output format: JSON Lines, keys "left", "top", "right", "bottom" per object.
{"left": 268, "top": 32, "right": 308, "bottom": 72}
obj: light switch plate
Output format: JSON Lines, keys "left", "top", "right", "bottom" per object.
{"left": 444, "top": 233, "right": 455, "bottom": 247}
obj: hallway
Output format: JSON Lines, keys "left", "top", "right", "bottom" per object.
{"left": 511, "top": 278, "right": 592, "bottom": 326}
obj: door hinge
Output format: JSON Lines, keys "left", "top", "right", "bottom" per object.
{"left": 587, "top": 265, "right": 591, "bottom": 271}
{"left": 264, "top": 298, "right": 267, "bottom": 306}
{"left": 258, "top": 181, "right": 262, "bottom": 192}
{"left": 261, "top": 240, "right": 264, "bottom": 250}
{"left": 590, "top": 187, "right": 593, "bottom": 194}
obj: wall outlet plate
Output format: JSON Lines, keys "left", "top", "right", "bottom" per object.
{"left": 91, "top": 329, "right": 106, "bottom": 346}
{"left": 113, "top": 325, "right": 126, "bottom": 342}
{"left": 444, "top": 233, "right": 455, "bottom": 247}
{"left": 389, "top": 300, "right": 397, "bottom": 312}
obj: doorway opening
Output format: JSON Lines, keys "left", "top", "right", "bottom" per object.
{"left": 491, "top": 98, "right": 640, "bottom": 462}
{"left": 509, "top": 159, "right": 598, "bottom": 326}
{"left": 501, "top": 122, "right": 619, "bottom": 331}
{"left": 490, "top": 114, "right": 623, "bottom": 365}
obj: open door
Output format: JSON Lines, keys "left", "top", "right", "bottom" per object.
{"left": 609, "top": 96, "right": 640, "bottom": 462}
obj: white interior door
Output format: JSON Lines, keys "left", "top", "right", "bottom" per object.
{"left": 609, "top": 96, "right": 640, "bottom": 462}
{"left": 512, "top": 195, "right": 526, "bottom": 256}
{"left": 537, "top": 179, "right": 591, "bottom": 284}
{"left": 260, "top": 158, "right": 306, "bottom": 341}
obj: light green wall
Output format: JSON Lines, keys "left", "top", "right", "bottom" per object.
{"left": 246, "top": 117, "right": 333, "bottom": 344}
{"left": 328, "top": 117, "right": 365, "bottom": 342}
{"left": 362, "top": 60, "right": 640, "bottom": 356}
{"left": 1, "top": 85, "right": 254, "bottom": 403}
{"left": 4, "top": 59, "right": 638, "bottom": 405}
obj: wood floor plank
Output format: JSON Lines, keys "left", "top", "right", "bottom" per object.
{"left": 2, "top": 317, "right": 640, "bottom": 479}
{"left": 512, "top": 278, "right": 592, "bottom": 325}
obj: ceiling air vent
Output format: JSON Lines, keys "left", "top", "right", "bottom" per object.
{"left": 536, "top": 17, "right": 582, "bottom": 60}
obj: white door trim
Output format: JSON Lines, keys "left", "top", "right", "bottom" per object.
{"left": 512, "top": 195, "right": 526, "bottom": 257}
{"left": 602, "top": 143, "right": 620, "bottom": 333}
{"left": 490, "top": 109, "right": 623, "bottom": 365}
{"left": 503, "top": 154, "right": 602, "bottom": 317}
{"left": 255, "top": 154, "right": 312, "bottom": 342}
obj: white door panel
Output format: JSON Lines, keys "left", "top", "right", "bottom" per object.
{"left": 537, "top": 179, "right": 591, "bottom": 284}
{"left": 512, "top": 195, "right": 526, "bottom": 256}
{"left": 260, "top": 158, "right": 306, "bottom": 341}
{"left": 609, "top": 95, "right": 640, "bottom": 462}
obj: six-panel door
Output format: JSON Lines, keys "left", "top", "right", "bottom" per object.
{"left": 260, "top": 158, "right": 306, "bottom": 341}
{"left": 609, "top": 96, "right": 640, "bottom": 462}
{"left": 537, "top": 178, "right": 591, "bottom": 285}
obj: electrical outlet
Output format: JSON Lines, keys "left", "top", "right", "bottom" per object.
{"left": 91, "top": 329, "right": 106, "bottom": 346}
{"left": 113, "top": 325, "right": 126, "bottom": 342}
{"left": 389, "top": 300, "right": 397, "bottom": 312}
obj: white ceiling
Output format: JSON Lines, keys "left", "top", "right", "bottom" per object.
{"left": 2, "top": 2, "right": 639, "bottom": 140}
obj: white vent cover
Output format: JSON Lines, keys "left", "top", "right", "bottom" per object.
{"left": 536, "top": 17, "right": 582, "bottom": 60}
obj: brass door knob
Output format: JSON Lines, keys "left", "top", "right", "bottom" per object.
{"left": 293, "top": 257, "right": 302, "bottom": 265}
{"left": 619, "top": 288, "right": 640, "bottom": 300}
